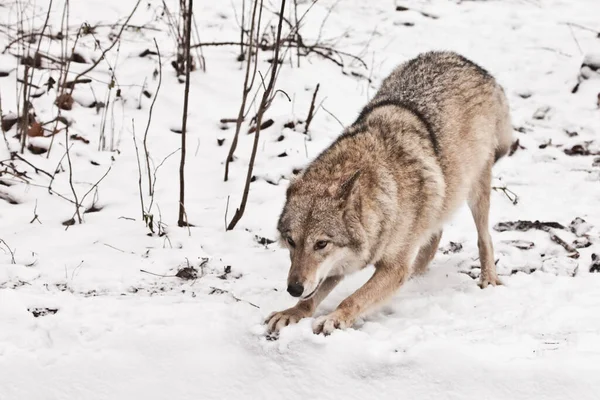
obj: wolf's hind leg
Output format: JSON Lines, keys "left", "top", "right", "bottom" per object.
{"left": 468, "top": 160, "right": 502, "bottom": 288}
{"left": 412, "top": 230, "right": 442, "bottom": 276}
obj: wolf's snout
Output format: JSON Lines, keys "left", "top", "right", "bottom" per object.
{"left": 287, "top": 282, "right": 304, "bottom": 297}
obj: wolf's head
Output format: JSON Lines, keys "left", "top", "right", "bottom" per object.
{"left": 276, "top": 170, "right": 366, "bottom": 299}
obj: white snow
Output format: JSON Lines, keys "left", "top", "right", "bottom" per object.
{"left": 1, "top": 0, "right": 600, "bottom": 399}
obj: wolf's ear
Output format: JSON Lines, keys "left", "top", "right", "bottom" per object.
{"left": 336, "top": 170, "right": 361, "bottom": 202}
{"left": 286, "top": 168, "right": 304, "bottom": 197}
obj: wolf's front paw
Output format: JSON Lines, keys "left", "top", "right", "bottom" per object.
{"left": 265, "top": 306, "right": 312, "bottom": 333}
{"left": 312, "top": 310, "right": 354, "bottom": 335}
{"left": 479, "top": 273, "right": 502, "bottom": 289}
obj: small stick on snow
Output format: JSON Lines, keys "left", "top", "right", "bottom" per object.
{"left": 11, "top": 153, "right": 53, "bottom": 178}
{"left": 492, "top": 186, "right": 519, "bottom": 205}
{"left": 29, "top": 199, "right": 41, "bottom": 224}
{"left": 210, "top": 286, "right": 260, "bottom": 309}
{"left": 140, "top": 269, "right": 178, "bottom": 278}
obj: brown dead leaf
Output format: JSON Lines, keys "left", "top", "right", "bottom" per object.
{"left": 1, "top": 115, "right": 18, "bottom": 132}
{"left": 21, "top": 53, "right": 42, "bottom": 68}
{"left": 509, "top": 139, "right": 525, "bottom": 156}
{"left": 176, "top": 266, "right": 198, "bottom": 280}
{"left": 27, "top": 144, "right": 48, "bottom": 155}
{"left": 248, "top": 118, "right": 274, "bottom": 134}
{"left": 55, "top": 93, "right": 74, "bottom": 111}
{"left": 28, "top": 122, "right": 44, "bottom": 137}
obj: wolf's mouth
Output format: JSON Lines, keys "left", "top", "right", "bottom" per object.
{"left": 301, "top": 280, "right": 323, "bottom": 300}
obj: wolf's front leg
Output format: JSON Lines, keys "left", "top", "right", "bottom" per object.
{"left": 266, "top": 276, "right": 342, "bottom": 333}
{"left": 313, "top": 258, "right": 410, "bottom": 335}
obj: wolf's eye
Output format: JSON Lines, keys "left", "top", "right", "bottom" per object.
{"left": 286, "top": 237, "right": 296, "bottom": 248}
{"left": 314, "top": 240, "right": 329, "bottom": 250}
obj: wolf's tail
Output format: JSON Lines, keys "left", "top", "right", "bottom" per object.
{"left": 493, "top": 86, "right": 513, "bottom": 164}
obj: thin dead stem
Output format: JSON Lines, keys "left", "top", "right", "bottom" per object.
{"left": 143, "top": 39, "right": 162, "bottom": 196}
{"left": 132, "top": 119, "right": 146, "bottom": 221}
{"left": 0, "top": 238, "right": 16, "bottom": 264}
{"left": 304, "top": 83, "right": 319, "bottom": 134}
{"left": 64, "top": 127, "right": 81, "bottom": 223}
{"left": 227, "top": 0, "right": 287, "bottom": 230}
{"left": 177, "top": 0, "right": 193, "bottom": 227}
{"left": 69, "top": 1, "right": 141, "bottom": 89}
{"left": 224, "top": 0, "right": 263, "bottom": 182}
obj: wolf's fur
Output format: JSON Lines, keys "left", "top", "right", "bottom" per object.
{"left": 267, "top": 51, "right": 513, "bottom": 335}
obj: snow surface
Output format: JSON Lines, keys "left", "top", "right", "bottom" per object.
{"left": 1, "top": 0, "right": 600, "bottom": 399}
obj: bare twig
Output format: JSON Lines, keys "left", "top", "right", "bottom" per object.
{"left": 562, "top": 22, "right": 600, "bottom": 36}
{"left": 224, "top": 195, "right": 230, "bottom": 231}
{"left": 132, "top": 119, "right": 146, "bottom": 221}
{"left": 304, "top": 83, "right": 320, "bottom": 134}
{"left": 69, "top": 1, "right": 141, "bottom": 89}
{"left": 101, "top": 243, "right": 133, "bottom": 254}
{"left": 209, "top": 286, "right": 260, "bottom": 308}
{"left": 239, "top": 0, "right": 246, "bottom": 60}
{"left": 143, "top": 39, "right": 162, "bottom": 196}
{"left": 48, "top": 12, "right": 82, "bottom": 158}
{"left": 19, "top": 65, "right": 29, "bottom": 154}
{"left": 227, "top": 0, "right": 287, "bottom": 230}
{"left": 29, "top": 199, "right": 41, "bottom": 224}
{"left": 149, "top": 148, "right": 180, "bottom": 212}
{"left": 320, "top": 103, "right": 344, "bottom": 128}
{"left": 11, "top": 152, "right": 53, "bottom": 178}
{"left": 492, "top": 186, "right": 519, "bottom": 205}
{"left": 0, "top": 238, "right": 16, "bottom": 264}
{"left": 16, "top": 0, "right": 53, "bottom": 153}
{"left": 64, "top": 127, "right": 81, "bottom": 224}
{"left": 567, "top": 24, "right": 583, "bottom": 55}
{"left": 72, "top": 165, "right": 112, "bottom": 221}
{"left": 293, "top": 0, "right": 300, "bottom": 67}
{"left": 191, "top": 11, "right": 206, "bottom": 72}
{"left": 178, "top": 0, "right": 193, "bottom": 227}
{"left": 191, "top": 39, "right": 367, "bottom": 70}
{"left": 0, "top": 91, "right": 10, "bottom": 151}
{"left": 140, "top": 269, "right": 178, "bottom": 278}
{"left": 224, "top": 0, "right": 263, "bottom": 182}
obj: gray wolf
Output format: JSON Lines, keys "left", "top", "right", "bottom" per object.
{"left": 266, "top": 51, "right": 513, "bottom": 335}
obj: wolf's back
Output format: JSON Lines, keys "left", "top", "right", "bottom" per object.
{"left": 355, "top": 51, "right": 496, "bottom": 139}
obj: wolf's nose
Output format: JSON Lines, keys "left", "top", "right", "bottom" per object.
{"left": 287, "top": 282, "right": 304, "bottom": 297}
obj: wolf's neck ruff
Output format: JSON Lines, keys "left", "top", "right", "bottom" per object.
{"left": 353, "top": 98, "right": 440, "bottom": 156}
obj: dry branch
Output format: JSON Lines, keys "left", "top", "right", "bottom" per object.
{"left": 143, "top": 39, "right": 162, "bottom": 196}
{"left": 69, "top": 1, "right": 141, "bottom": 90}
{"left": 64, "top": 127, "right": 81, "bottom": 224}
{"left": 178, "top": 0, "right": 193, "bottom": 227}
{"left": 227, "top": 0, "right": 287, "bottom": 230}
{"left": 304, "top": 83, "right": 320, "bottom": 134}
{"left": 224, "top": 0, "right": 263, "bottom": 182}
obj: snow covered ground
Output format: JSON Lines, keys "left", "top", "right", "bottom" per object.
{"left": 1, "top": 0, "right": 600, "bottom": 398}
